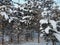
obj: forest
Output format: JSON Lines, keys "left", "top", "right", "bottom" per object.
{"left": 0, "top": 0, "right": 60, "bottom": 45}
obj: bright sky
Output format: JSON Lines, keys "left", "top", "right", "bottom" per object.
{"left": 12, "top": 0, "right": 25, "bottom": 4}
{"left": 12, "top": 0, "right": 60, "bottom": 6}
{"left": 55, "top": 0, "right": 60, "bottom": 6}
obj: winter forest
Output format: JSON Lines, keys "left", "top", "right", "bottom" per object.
{"left": 0, "top": 0, "right": 60, "bottom": 45}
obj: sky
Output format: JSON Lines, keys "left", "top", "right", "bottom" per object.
{"left": 12, "top": 0, "right": 25, "bottom": 4}
{"left": 55, "top": 0, "right": 60, "bottom": 6}
{"left": 12, "top": 0, "right": 60, "bottom": 6}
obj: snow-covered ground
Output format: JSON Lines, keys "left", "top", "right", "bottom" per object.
{"left": 0, "top": 32, "right": 60, "bottom": 45}
{"left": 8, "top": 42, "right": 60, "bottom": 45}
{"left": 7, "top": 38, "right": 60, "bottom": 45}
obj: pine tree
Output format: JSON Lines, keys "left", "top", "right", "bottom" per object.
{"left": 39, "top": 0, "right": 60, "bottom": 45}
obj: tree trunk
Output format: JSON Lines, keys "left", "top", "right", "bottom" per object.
{"left": 2, "top": 36, "right": 4, "bottom": 45}
{"left": 17, "top": 34, "right": 19, "bottom": 43}
{"left": 10, "top": 35, "right": 13, "bottom": 43}
{"left": 30, "top": 33, "right": 32, "bottom": 40}
{"left": 25, "top": 36, "right": 28, "bottom": 41}
{"left": 2, "top": 30, "right": 4, "bottom": 45}
{"left": 38, "top": 31, "right": 40, "bottom": 43}
{"left": 46, "top": 40, "right": 49, "bottom": 45}
{"left": 30, "top": 31, "right": 34, "bottom": 40}
{"left": 52, "top": 41, "right": 54, "bottom": 45}
{"left": 52, "top": 41, "right": 56, "bottom": 45}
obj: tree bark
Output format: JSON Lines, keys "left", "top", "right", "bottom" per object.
{"left": 52, "top": 41, "right": 56, "bottom": 45}
{"left": 2, "top": 30, "right": 4, "bottom": 45}
{"left": 10, "top": 35, "right": 13, "bottom": 43}
{"left": 30, "top": 31, "right": 34, "bottom": 40}
{"left": 17, "top": 34, "right": 19, "bottom": 43}
{"left": 38, "top": 31, "right": 40, "bottom": 43}
{"left": 46, "top": 40, "right": 49, "bottom": 45}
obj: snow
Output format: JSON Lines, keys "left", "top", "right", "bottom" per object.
{"left": 29, "top": 10, "right": 33, "bottom": 12}
{"left": 40, "top": 19, "right": 58, "bottom": 32}
{"left": 0, "top": 0, "right": 60, "bottom": 44}
{"left": 53, "top": 33, "right": 60, "bottom": 42}
{"left": 56, "top": 21, "right": 60, "bottom": 27}
{"left": 0, "top": 5, "right": 6, "bottom": 8}
{"left": 38, "top": 6, "right": 41, "bottom": 8}
{"left": 20, "top": 7, "right": 24, "bottom": 10}
{"left": 9, "top": 17, "right": 18, "bottom": 23}
{"left": 20, "top": 20, "right": 27, "bottom": 22}
{"left": 49, "top": 20, "right": 57, "bottom": 30}
{"left": 40, "top": 19, "right": 60, "bottom": 42}
{"left": 20, "top": 12, "right": 24, "bottom": 14}
{"left": 39, "top": 19, "right": 48, "bottom": 24}
{"left": 44, "top": 8, "right": 48, "bottom": 11}
{"left": 58, "top": 7, "right": 60, "bottom": 10}
{"left": 40, "top": 19, "right": 57, "bottom": 30}
{"left": 41, "top": 10, "right": 51, "bottom": 17}
{"left": 47, "top": 10, "right": 51, "bottom": 13}
{"left": 39, "top": 2, "right": 43, "bottom": 5}
{"left": 23, "top": 9, "right": 28, "bottom": 11}
{"left": 13, "top": 10, "right": 17, "bottom": 13}
{"left": 40, "top": 33, "right": 44, "bottom": 37}
{"left": 45, "top": 26, "right": 51, "bottom": 34}
{"left": 8, "top": 41, "right": 53, "bottom": 45}
{"left": 40, "top": 27, "right": 43, "bottom": 30}
{"left": 41, "top": 11, "right": 47, "bottom": 17}
{"left": 21, "top": 42, "right": 41, "bottom": 45}
{"left": 9, "top": 17, "right": 13, "bottom": 23}
{"left": 14, "top": 4, "right": 19, "bottom": 8}
{"left": 52, "top": 3, "right": 57, "bottom": 9}
{"left": 49, "top": 20, "right": 60, "bottom": 33}
{"left": 4, "top": 35, "right": 10, "bottom": 41}
{"left": 22, "top": 16, "right": 32, "bottom": 19}
{"left": 9, "top": 9, "right": 13, "bottom": 13}
{"left": 0, "top": 12, "right": 9, "bottom": 20}
{"left": 45, "top": 0, "right": 51, "bottom": 1}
